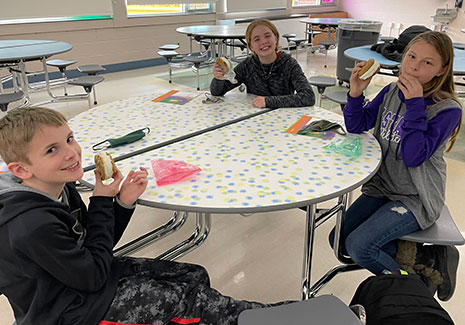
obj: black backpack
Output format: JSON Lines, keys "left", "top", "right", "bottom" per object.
{"left": 350, "top": 274, "right": 454, "bottom": 325}
{"left": 371, "top": 25, "right": 431, "bottom": 62}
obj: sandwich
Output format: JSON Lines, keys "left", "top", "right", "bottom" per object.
{"left": 358, "top": 58, "right": 380, "bottom": 80}
{"left": 215, "top": 57, "right": 232, "bottom": 73}
{"left": 94, "top": 151, "right": 117, "bottom": 180}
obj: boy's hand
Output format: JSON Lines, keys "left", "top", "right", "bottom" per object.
{"left": 252, "top": 96, "right": 266, "bottom": 108}
{"left": 349, "top": 62, "right": 373, "bottom": 98}
{"left": 119, "top": 167, "right": 149, "bottom": 206}
{"left": 93, "top": 169, "right": 123, "bottom": 197}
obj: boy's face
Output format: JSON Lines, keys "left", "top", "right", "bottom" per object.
{"left": 14, "top": 123, "right": 83, "bottom": 196}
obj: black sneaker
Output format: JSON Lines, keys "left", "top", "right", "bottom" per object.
{"left": 436, "top": 245, "right": 459, "bottom": 301}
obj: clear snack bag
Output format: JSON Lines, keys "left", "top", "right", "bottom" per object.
{"left": 151, "top": 159, "right": 201, "bottom": 186}
{"left": 324, "top": 135, "right": 362, "bottom": 157}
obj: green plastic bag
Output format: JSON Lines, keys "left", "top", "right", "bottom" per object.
{"left": 324, "top": 135, "right": 362, "bottom": 157}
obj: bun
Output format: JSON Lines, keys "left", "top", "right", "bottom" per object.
{"left": 94, "top": 152, "right": 117, "bottom": 180}
{"left": 216, "top": 57, "right": 232, "bottom": 73}
{"left": 358, "top": 58, "right": 381, "bottom": 80}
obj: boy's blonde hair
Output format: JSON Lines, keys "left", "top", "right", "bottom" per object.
{"left": 0, "top": 107, "right": 68, "bottom": 164}
{"left": 245, "top": 19, "right": 280, "bottom": 53}
{"left": 402, "top": 31, "right": 462, "bottom": 152}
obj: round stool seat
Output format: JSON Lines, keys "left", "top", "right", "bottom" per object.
{"left": 158, "top": 50, "right": 179, "bottom": 60}
{"left": 325, "top": 91, "right": 347, "bottom": 104}
{"left": 46, "top": 59, "right": 77, "bottom": 68}
{"left": 289, "top": 37, "right": 306, "bottom": 45}
{"left": 282, "top": 33, "right": 297, "bottom": 40}
{"left": 319, "top": 41, "right": 336, "bottom": 49}
{"left": 183, "top": 55, "right": 208, "bottom": 65}
{"left": 0, "top": 91, "right": 24, "bottom": 105}
{"left": 77, "top": 64, "right": 106, "bottom": 75}
{"left": 159, "top": 44, "right": 180, "bottom": 51}
{"left": 308, "top": 76, "right": 336, "bottom": 93}
{"left": 69, "top": 75, "right": 104, "bottom": 88}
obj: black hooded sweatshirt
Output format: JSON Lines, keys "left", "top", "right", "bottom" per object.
{"left": 0, "top": 172, "right": 134, "bottom": 324}
{"left": 210, "top": 51, "right": 315, "bottom": 108}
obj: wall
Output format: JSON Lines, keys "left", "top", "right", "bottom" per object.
{"left": 0, "top": 0, "right": 340, "bottom": 71}
{"left": 340, "top": 0, "right": 465, "bottom": 42}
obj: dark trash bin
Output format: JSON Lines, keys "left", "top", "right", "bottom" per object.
{"left": 336, "top": 20, "right": 382, "bottom": 84}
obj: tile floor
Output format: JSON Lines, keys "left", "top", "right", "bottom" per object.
{"left": 1, "top": 47, "right": 464, "bottom": 324}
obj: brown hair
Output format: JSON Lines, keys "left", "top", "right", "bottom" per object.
{"left": 245, "top": 19, "right": 280, "bottom": 52}
{"left": 0, "top": 107, "right": 68, "bottom": 164}
{"left": 401, "top": 31, "right": 462, "bottom": 152}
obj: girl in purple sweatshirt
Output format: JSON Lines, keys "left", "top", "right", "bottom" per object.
{"left": 330, "top": 31, "right": 462, "bottom": 301}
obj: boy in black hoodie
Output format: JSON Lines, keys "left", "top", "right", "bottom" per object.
{"left": 0, "top": 107, "right": 277, "bottom": 325}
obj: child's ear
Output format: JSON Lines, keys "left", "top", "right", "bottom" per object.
{"left": 8, "top": 162, "right": 32, "bottom": 180}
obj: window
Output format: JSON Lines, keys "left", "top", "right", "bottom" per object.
{"left": 292, "top": 0, "right": 334, "bottom": 7}
{"left": 126, "top": 2, "right": 215, "bottom": 16}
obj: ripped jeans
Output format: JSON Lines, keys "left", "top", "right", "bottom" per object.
{"left": 329, "top": 194, "right": 420, "bottom": 275}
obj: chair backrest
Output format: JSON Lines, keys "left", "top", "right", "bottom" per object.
{"left": 238, "top": 294, "right": 362, "bottom": 325}
{"left": 400, "top": 205, "right": 465, "bottom": 246}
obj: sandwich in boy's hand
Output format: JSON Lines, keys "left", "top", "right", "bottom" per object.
{"left": 215, "top": 57, "right": 232, "bottom": 73}
{"left": 358, "top": 58, "right": 380, "bottom": 80}
{"left": 94, "top": 151, "right": 117, "bottom": 180}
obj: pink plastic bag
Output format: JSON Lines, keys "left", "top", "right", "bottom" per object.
{"left": 151, "top": 159, "right": 201, "bottom": 186}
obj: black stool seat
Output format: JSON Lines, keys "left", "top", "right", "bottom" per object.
{"left": 319, "top": 41, "right": 336, "bottom": 49}
{"left": 77, "top": 64, "right": 106, "bottom": 75}
{"left": 69, "top": 75, "right": 104, "bottom": 88}
{"left": 288, "top": 37, "right": 305, "bottom": 44}
{"left": 282, "top": 33, "right": 296, "bottom": 39}
{"left": 159, "top": 44, "right": 180, "bottom": 51}
{"left": 46, "top": 59, "right": 77, "bottom": 69}
{"left": 0, "top": 91, "right": 24, "bottom": 112}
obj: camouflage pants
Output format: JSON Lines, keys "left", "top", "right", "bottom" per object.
{"left": 102, "top": 257, "right": 279, "bottom": 325}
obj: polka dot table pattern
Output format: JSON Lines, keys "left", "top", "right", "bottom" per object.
{"left": 82, "top": 106, "right": 381, "bottom": 213}
{"left": 69, "top": 90, "right": 263, "bottom": 169}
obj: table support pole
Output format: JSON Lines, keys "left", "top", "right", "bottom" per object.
{"left": 157, "top": 212, "right": 211, "bottom": 261}
{"left": 306, "top": 193, "right": 360, "bottom": 297}
{"left": 113, "top": 211, "right": 188, "bottom": 257}
{"left": 301, "top": 204, "right": 317, "bottom": 300}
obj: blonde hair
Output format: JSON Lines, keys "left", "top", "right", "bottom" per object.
{"left": 402, "top": 31, "right": 462, "bottom": 152}
{"left": 245, "top": 19, "right": 280, "bottom": 53}
{"left": 0, "top": 107, "right": 68, "bottom": 164}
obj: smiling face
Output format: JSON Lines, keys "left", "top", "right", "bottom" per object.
{"left": 401, "top": 41, "right": 446, "bottom": 86}
{"left": 248, "top": 24, "right": 279, "bottom": 63}
{"left": 16, "top": 124, "right": 83, "bottom": 197}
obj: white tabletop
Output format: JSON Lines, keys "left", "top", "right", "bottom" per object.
{"left": 176, "top": 25, "right": 247, "bottom": 39}
{"left": 0, "top": 40, "right": 72, "bottom": 63}
{"left": 69, "top": 91, "right": 264, "bottom": 169}
{"left": 81, "top": 106, "right": 381, "bottom": 214}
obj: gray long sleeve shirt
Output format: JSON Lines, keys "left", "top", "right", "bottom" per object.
{"left": 210, "top": 52, "right": 315, "bottom": 108}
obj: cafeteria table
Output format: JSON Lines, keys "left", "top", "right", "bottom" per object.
{"left": 79, "top": 104, "right": 382, "bottom": 299}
